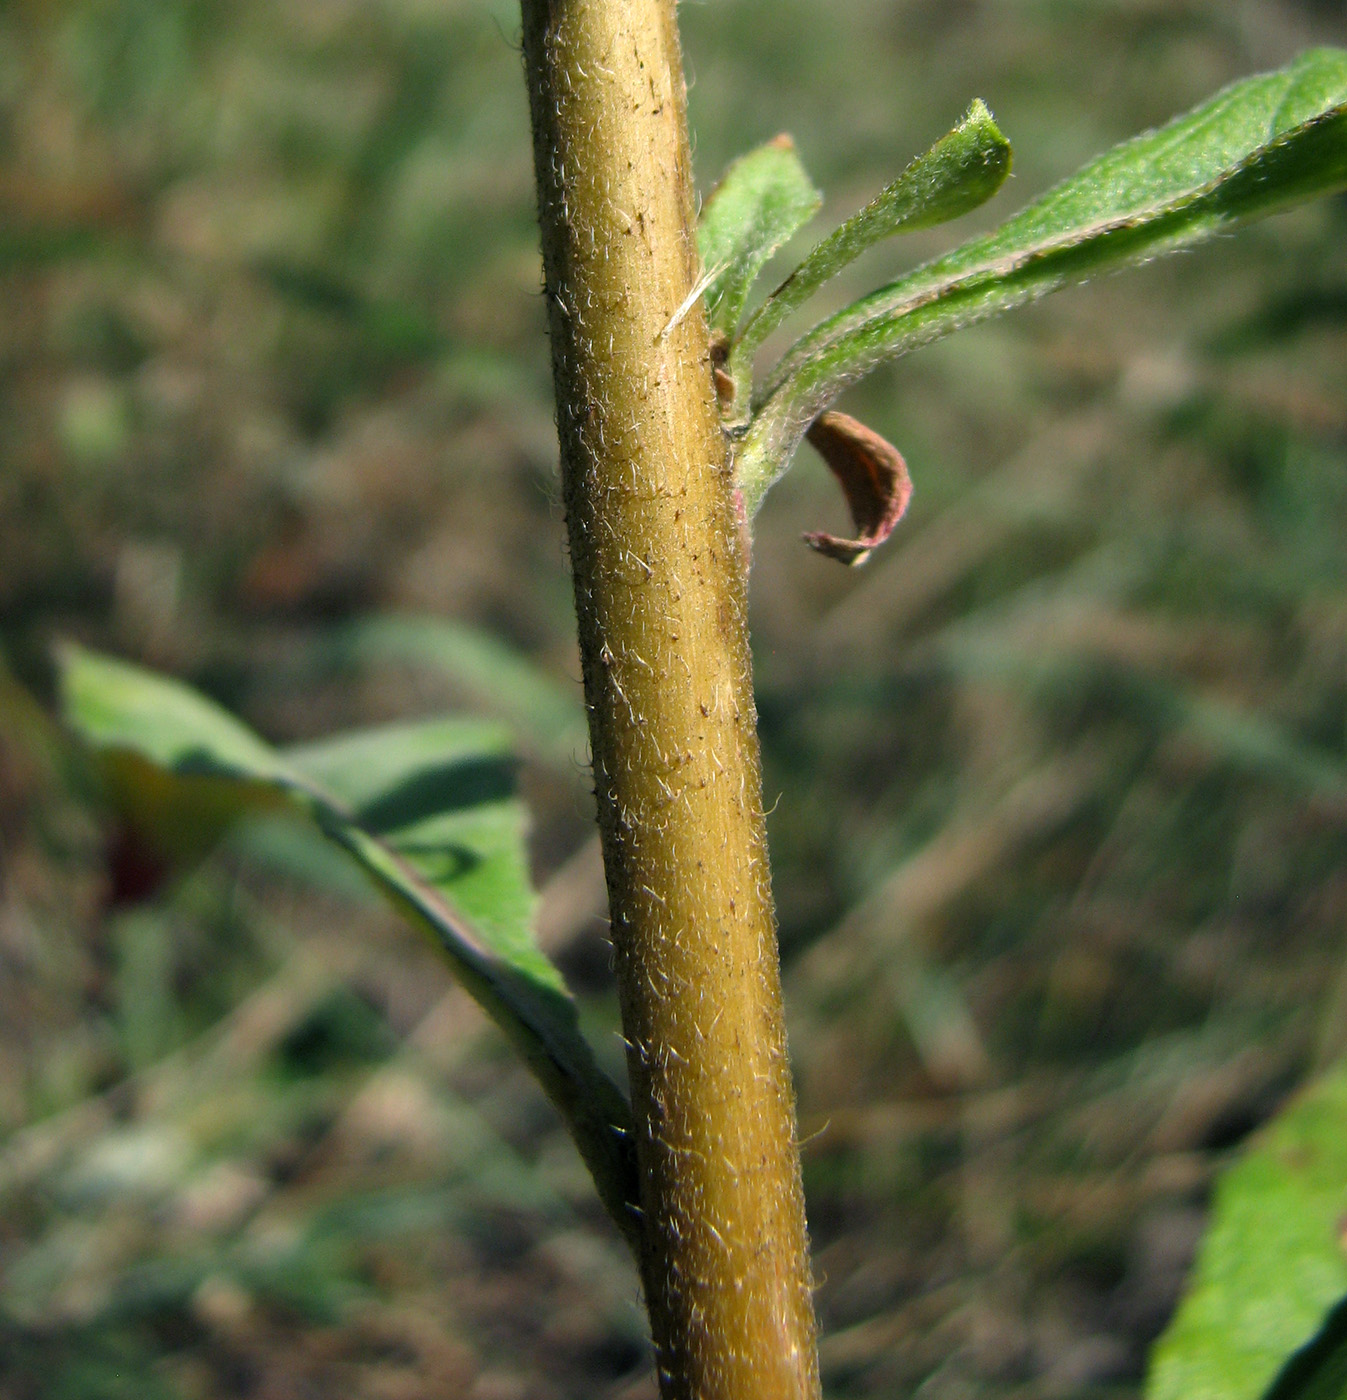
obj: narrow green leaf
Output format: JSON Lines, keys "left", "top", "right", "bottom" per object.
{"left": 59, "top": 644, "right": 639, "bottom": 1249}
{"left": 1146, "top": 1060, "right": 1347, "bottom": 1400}
{"left": 696, "top": 134, "right": 821, "bottom": 342}
{"left": 733, "top": 100, "right": 1010, "bottom": 378}
{"left": 739, "top": 48, "right": 1347, "bottom": 515}
{"left": 1261, "top": 1294, "right": 1347, "bottom": 1400}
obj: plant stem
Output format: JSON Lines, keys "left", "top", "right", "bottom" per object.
{"left": 518, "top": 3, "right": 819, "bottom": 1396}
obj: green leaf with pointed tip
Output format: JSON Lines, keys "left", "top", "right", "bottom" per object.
{"left": 1145, "top": 1060, "right": 1347, "bottom": 1400}
{"left": 1260, "top": 1295, "right": 1347, "bottom": 1400}
{"left": 738, "top": 48, "right": 1347, "bottom": 516}
{"left": 59, "top": 644, "right": 639, "bottom": 1249}
{"left": 733, "top": 100, "right": 1010, "bottom": 379}
{"left": 697, "top": 135, "right": 821, "bottom": 343}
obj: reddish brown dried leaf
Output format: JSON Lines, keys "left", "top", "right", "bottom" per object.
{"left": 802, "top": 410, "right": 912, "bottom": 565}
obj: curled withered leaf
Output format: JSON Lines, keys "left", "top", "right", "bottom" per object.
{"left": 802, "top": 410, "right": 912, "bottom": 566}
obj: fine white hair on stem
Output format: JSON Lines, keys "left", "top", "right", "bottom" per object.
{"left": 658, "top": 261, "right": 725, "bottom": 341}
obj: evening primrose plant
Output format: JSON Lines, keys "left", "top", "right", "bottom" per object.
{"left": 61, "top": 11, "right": 1347, "bottom": 1398}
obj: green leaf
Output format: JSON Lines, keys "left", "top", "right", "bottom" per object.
{"left": 732, "top": 100, "right": 1010, "bottom": 381}
{"left": 286, "top": 718, "right": 550, "bottom": 987}
{"left": 1146, "top": 1059, "right": 1347, "bottom": 1400}
{"left": 329, "top": 614, "right": 589, "bottom": 775}
{"left": 739, "top": 48, "right": 1347, "bottom": 516}
{"left": 1261, "top": 1294, "right": 1347, "bottom": 1400}
{"left": 59, "top": 644, "right": 639, "bottom": 1249}
{"left": 697, "top": 134, "right": 821, "bottom": 343}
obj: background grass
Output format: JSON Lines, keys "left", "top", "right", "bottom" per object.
{"left": 2, "top": 1, "right": 1346, "bottom": 1396}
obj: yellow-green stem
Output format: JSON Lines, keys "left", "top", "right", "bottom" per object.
{"left": 518, "top": 2, "right": 819, "bottom": 1396}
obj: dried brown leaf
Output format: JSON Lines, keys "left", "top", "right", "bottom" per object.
{"left": 802, "top": 410, "right": 913, "bottom": 565}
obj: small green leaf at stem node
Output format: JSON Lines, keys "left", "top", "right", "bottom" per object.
{"left": 735, "top": 48, "right": 1347, "bottom": 530}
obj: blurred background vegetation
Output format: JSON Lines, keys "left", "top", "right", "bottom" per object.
{"left": 2, "top": 1, "right": 1346, "bottom": 1396}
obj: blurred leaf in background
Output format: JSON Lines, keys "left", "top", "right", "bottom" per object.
{"left": 1148, "top": 1061, "right": 1347, "bottom": 1400}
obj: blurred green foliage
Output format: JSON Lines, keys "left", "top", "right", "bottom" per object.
{"left": 1, "top": 1, "right": 1346, "bottom": 1397}
{"left": 1150, "top": 1062, "right": 1347, "bottom": 1400}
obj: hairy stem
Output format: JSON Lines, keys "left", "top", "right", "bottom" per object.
{"left": 518, "top": 2, "right": 819, "bottom": 1396}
